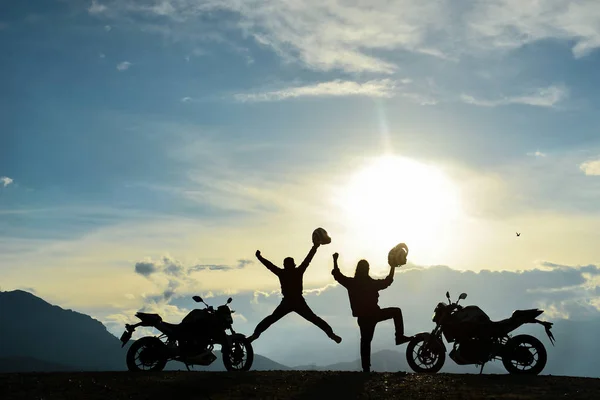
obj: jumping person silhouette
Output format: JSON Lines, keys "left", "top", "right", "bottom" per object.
{"left": 247, "top": 241, "right": 342, "bottom": 344}
{"left": 332, "top": 252, "right": 412, "bottom": 372}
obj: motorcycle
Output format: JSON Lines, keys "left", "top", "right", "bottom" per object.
{"left": 120, "top": 295, "right": 253, "bottom": 372}
{"left": 406, "top": 291, "right": 555, "bottom": 375}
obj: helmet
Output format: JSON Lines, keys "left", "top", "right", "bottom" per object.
{"left": 312, "top": 227, "right": 331, "bottom": 245}
{"left": 388, "top": 242, "right": 408, "bottom": 267}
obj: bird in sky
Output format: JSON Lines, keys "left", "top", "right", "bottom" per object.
{"left": 516, "top": 232, "right": 521, "bottom": 237}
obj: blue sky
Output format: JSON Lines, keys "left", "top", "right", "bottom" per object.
{"left": 2, "top": 0, "right": 600, "bottom": 369}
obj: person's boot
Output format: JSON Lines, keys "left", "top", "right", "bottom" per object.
{"left": 329, "top": 332, "right": 342, "bottom": 344}
{"left": 395, "top": 334, "right": 413, "bottom": 345}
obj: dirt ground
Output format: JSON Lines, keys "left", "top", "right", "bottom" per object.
{"left": 1, "top": 371, "right": 599, "bottom": 400}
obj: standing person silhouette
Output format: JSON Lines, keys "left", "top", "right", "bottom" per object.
{"left": 331, "top": 251, "right": 412, "bottom": 372}
{"left": 247, "top": 240, "right": 342, "bottom": 344}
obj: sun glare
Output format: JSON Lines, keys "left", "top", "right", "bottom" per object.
{"left": 335, "top": 156, "right": 463, "bottom": 266}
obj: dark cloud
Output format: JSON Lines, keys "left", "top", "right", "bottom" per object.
{"left": 133, "top": 256, "right": 254, "bottom": 311}
{"left": 237, "top": 259, "right": 254, "bottom": 268}
{"left": 134, "top": 261, "right": 158, "bottom": 277}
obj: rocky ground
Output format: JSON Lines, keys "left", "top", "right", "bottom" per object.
{"left": 1, "top": 371, "right": 599, "bottom": 399}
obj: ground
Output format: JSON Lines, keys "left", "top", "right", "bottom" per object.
{"left": 1, "top": 371, "right": 599, "bottom": 399}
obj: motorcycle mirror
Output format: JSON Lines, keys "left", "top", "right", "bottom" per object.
{"left": 459, "top": 293, "right": 467, "bottom": 300}
{"left": 446, "top": 291, "right": 450, "bottom": 299}
{"left": 227, "top": 297, "right": 233, "bottom": 304}
{"left": 192, "top": 295, "right": 203, "bottom": 303}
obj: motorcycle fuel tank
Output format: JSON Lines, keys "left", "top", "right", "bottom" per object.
{"left": 453, "top": 306, "right": 491, "bottom": 324}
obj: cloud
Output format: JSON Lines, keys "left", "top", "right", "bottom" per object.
{"left": 99, "top": 53, "right": 106, "bottom": 59}
{"left": 234, "top": 79, "right": 396, "bottom": 102}
{"left": 527, "top": 151, "right": 547, "bottom": 157}
{"left": 82, "top": 1, "right": 600, "bottom": 74}
{"left": 190, "top": 259, "right": 254, "bottom": 272}
{"left": 180, "top": 96, "right": 193, "bottom": 103}
{"left": 134, "top": 256, "right": 254, "bottom": 302}
{"left": 460, "top": 85, "right": 568, "bottom": 108}
{"left": 467, "top": 0, "right": 600, "bottom": 59}
{"left": 104, "top": 25, "right": 112, "bottom": 32}
{"left": 1, "top": 176, "right": 13, "bottom": 187}
{"left": 116, "top": 61, "right": 132, "bottom": 71}
{"left": 580, "top": 159, "right": 600, "bottom": 176}
{"left": 88, "top": 1, "right": 107, "bottom": 15}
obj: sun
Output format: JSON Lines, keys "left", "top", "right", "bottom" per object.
{"left": 334, "top": 155, "right": 463, "bottom": 266}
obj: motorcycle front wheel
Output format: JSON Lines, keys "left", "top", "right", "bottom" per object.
{"left": 126, "top": 336, "right": 168, "bottom": 372}
{"left": 502, "top": 334, "right": 547, "bottom": 375}
{"left": 406, "top": 336, "right": 446, "bottom": 373}
{"left": 222, "top": 334, "right": 254, "bottom": 371}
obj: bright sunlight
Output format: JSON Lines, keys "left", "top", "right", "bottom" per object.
{"left": 334, "top": 155, "right": 464, "bottom": 267}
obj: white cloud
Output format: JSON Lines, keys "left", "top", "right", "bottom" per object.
{"left": 89, "top": 0, "right": 600, "bottom": 73}
{"left": 99, "top": 53, "right": 106, "bottom": 59}
{"left": 468, "top": 0, "right": 600, "bottom": 59}
{"left": 528, "top": 151, "right": 547, "bottom": 158}
{"left": 460, "top": 85, "right": 568, "bottom": 108}
{"left": 104, "top": 25, "right": 112, "bottom": 32}
{"left": 1, "top": 176, "right": 13, "bottom": 187}
{"left": 116, "top": 61, "right": 132, "bottom": 71}
{"left": 234, "top": 79, "right": 396, "bottom": 102}
{"left": 88, "top": 1, "right": 107, "bottom": 15}
{"left": 580, "top": 159, "right": 600, "bottom": 176}
{"left": 180, "top": 96, "right": 193, "bottom": 103}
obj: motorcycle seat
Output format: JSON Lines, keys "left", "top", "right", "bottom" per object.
{"left": 161, "top": 322, "right": 182, "bottom": 330}
{"left": 512, "top": 309, "right": 543, "bottom": 319}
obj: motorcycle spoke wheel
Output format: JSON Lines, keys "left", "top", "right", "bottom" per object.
{"left": 502, "top": 334, "right": 547, "bottom": 375}
{"left": 227, "top": 344, "right": 248, "bottom": 370}
{"left": 413, "top": 342, "right": 439, "bottom": 368}
{"left": 223, "top": 336, "right": 254, "bottom": 372}
{"left": 509, "top": 343, "right": 538, "bottom": 371}
{"left": 126, "top": 337, "right": 168, "bottom": 372}
{"left": 406, "top": 337, "right": 445, "bottom": 374}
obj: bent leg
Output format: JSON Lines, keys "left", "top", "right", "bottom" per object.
{"left": 249, "top": 301, "right": 291, "bottom": 341}
{"left": 378, "top": 307, "right": 404, "bottom": 337}
{"left": 358, "top": 318, "right": 376, "bottom": 372}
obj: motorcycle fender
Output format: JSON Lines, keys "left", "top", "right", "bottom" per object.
{"left": 414, "top": 332, "right": 447, "bottom": 353}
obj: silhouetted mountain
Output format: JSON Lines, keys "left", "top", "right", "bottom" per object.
{"left": 0, "top": 290, "right": 127, "bottom": 371}
{"left": 0, "top": 290, "right": 290, "bottom": 373}
{"left": 0, "top": 356, "right": 76, "bottom": 373}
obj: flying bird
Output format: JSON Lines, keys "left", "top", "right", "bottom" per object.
{"left": 516, "top": 232, "right": 521, "bottom": 237}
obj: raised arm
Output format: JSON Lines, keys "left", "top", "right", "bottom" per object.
{"left": 374, "top": 265, "right": 395, "bottom": 291}
{"left": 298, "top": 243, "right": 320, "bottom": 272}
{"left": 255, "top": 250, "right": 281, "bottom": 276}
{"left": 331, "top": 253, "right": 351, "bottom": 288}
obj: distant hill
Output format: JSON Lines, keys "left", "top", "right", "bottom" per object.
{"left": 0, "top": 290, "right": 128, "bottom": 371}
{"left": 0, "top": 290, "right": 289, "bottom": 373}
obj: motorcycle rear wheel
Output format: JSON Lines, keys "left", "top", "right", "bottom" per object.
{"left": 222, "top": 334, "right": 254, "bottom": 372}
{"left": 406, "top": 336, "right": 446, "bottom": 373}
{"left": 502, "top": 334, "right": 547, "bottom": 375}
{"left": 126, "top": 336, "right": 168, "bottom": 372}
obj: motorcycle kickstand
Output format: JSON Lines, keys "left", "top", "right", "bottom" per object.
{"left": 185, "top": 363, "right": 191, "bottom": 372}
{"left": 479, "top": 363, "right": 486, "bottom": 375}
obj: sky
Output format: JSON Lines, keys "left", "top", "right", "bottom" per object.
{"left": 2, "top": 0, "right": 600, "bottom": 370}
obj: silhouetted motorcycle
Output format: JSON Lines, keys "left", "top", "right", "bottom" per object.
{"left": 406, "top": 291, "right": 555, "bottom": 375}
{"left": 120, "top": 295, "right": 253, "bottom": 372}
